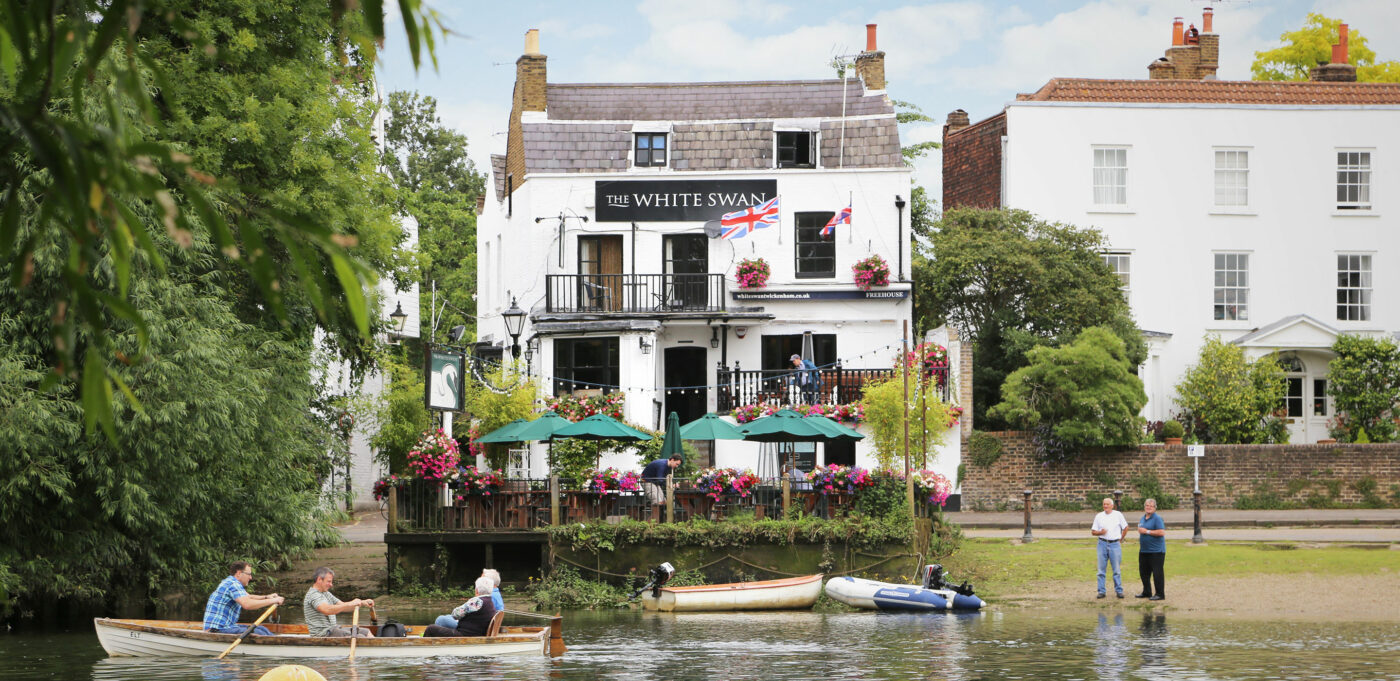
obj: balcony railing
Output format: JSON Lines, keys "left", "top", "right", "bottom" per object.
{"left": 716, "top": 364, "right": 950, "bottom": 411}
{"left": 545, "top": 273, "right": 726, "bottom": 314}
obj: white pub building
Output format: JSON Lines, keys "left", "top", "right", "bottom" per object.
{"left": 476, "top": 27, "right": 960, "bottom": 481}
{"left": 943, "top": 10, "right": 1400, "bottom": 443}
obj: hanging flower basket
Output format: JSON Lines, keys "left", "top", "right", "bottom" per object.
{"left": 852, "top": 255, "right": 890, "bottom": 290}
{"left": 735, "top": 258, "right": 771, "bottom": 289}
{"left": 406, "top": 429, "right": 461, "bottom": 481}
{"left": 913, "top": 470, "right": 954, "bottom": 507}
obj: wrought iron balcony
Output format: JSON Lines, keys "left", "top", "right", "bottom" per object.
{"left": 545, "top": 273, "right": 727, "bottom": 314}
{"left": 716, "top": 363, "right": 951, "bottom": 411}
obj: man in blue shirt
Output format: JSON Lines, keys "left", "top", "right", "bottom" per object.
{"left": 641, "top": 454, "right": 682, "bottom": 505}
{"left": 790, "top": 354, "right": 819, "bottom": 404}
{"left": 202, "top": 561, "right": 285, "bottom": 635}
{"left": 1134, "top": 499, "right": 1167, "bottom": 601}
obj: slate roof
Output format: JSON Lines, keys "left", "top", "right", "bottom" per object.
{"left": 546, "top": 80, "right": 892, "bottom": 120}
{"left": 491, "top": 154, "right": 506, "bottom": 202}
{"left": 1230, "top": 314, "right": 1339, "bottom": 345}
{"left": 1017, "top": 78, "right": 1400, "bottom": 105}
{"left": 518, "top": 79, "right": 902, "bottom": 174}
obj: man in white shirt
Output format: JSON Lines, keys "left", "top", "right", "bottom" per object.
{"left": 1090, "top": 497, "right": 1128, "bottom": 599}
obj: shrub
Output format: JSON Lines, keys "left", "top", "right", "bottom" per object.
{"left": 1327, "top": 335, "right": 1400, "bottom": 443}
{"left": 528, "top": 565, "right": 629, "bottom": 610}
{"left": 1175, "top": 336, "right": 1287, "bottom": 444}
{"left": 990, "top": 326, "right": 1147, "bottom": 456}
{"left": 967, "top": 431, "right": 1003, "bottom": 467}
{"left": 1128, "top": 472, "right": 1179, "bottom": 510}
{"left": 1160, "top": 420, "right": 1185, "bottom": 440}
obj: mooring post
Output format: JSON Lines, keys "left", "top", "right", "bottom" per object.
{"left": 1193, "top": 490, "right": 1204, "bottom": 544}
{"left": 387, "top": 485, "right": 398, "bottom": 534}
{"left": 781, "top": 476, "right": 791, "bottom": 515}
{"left": 549, "top": 474, "right": 560, "bottom": 526}
{"left": 1113, "top": 489, "right": 1123, "bottom": 510}
{"left": 1021, "top": 489, "right": 1034, "bottom": 543}
{"left": 665, "top": 473, "right": 675, "bottom": 524}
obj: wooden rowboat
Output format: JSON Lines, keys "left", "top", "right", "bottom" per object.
{"left": 93, "top": 617, "right": 565, "bottom": 658}
{"left": 639, "top": 574, "right": 823, "bottom": 612}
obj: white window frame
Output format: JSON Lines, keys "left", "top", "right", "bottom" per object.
{"left": 1101, "top": 251, "right": 1131, "bottom": 299}
{"left": 1336, "top": 149, "right": 1372, "bottom": 211}
{"left": 1336, "top": 253, "right": 1373, "bottom": 321}
{"left": 1213, "top": 148, "right": 1250, "bottom": 209}
{"left": 1212, "top": 252, "right": 1250, "bottom": 322}
{"left": 1091, "top": 146, "right": 1129, "bottom": 209}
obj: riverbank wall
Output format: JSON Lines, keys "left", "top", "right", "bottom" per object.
{"left": 961, "top": 431, "right": 1400, "bottom": 510}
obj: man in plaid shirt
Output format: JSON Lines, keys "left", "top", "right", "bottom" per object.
{"left": 202, "top": 561, "right": 285, "bottom": 635}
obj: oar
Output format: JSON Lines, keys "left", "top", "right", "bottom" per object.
{"left": 216, "top": 604, "right": 277, "bottom": 659}
{"left": 348, "top": 606, "right": 360, "bottom": 660}
{"left": 369, "top": 605, "right": 379, "bottom": 628}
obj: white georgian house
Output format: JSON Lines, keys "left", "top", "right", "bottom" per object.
{"left": 476, "top": 27, "right": 963, "bottom": 490}
{"left": 942, "top": 10, "right": 1400, "bottom": 443}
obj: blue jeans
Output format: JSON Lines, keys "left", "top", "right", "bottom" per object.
{"left": 1096, "top": 539, "right": 1123, "bottom": 594}
{"left": 434, "top": 614, "right": 458, "bottom": 628}
{"left": 209, "top": 624, "right": 273, "bottom": 636}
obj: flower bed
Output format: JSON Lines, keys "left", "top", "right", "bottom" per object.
{"left": 913, "top": 469, "right": 954, "bottom": 507}
{"left": 693, "top": 467, "right": 762, "bottom": 501}
{"left": 732, "top": 401, "right": 864, "bottom": 423}
{"left": 407, "top": 429, "right": 461, "bottom": 481}
{"left": 806, "top": 464, "right": 875, "bottom": 495}
{"left": 583, "top": 467, "right": 642, "bottom": 493}
{"left": 448, "top": 465, "right": 504, "bottom": 497}
{"left": 735, "top": 258, "right": 770, "bottom": 289}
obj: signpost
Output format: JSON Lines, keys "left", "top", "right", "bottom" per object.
{"left": 1187, "top": 444, "right": 1205, "bottom": 544}
{"left": 426, "top": 346, "right": 466, "bottom": 501}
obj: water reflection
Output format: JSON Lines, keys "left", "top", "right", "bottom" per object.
{"left": 0, "top": 609, "right": 1393, "bottom": 681}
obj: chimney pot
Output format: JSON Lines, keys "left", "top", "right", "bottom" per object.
{"left": 1332, "top": 23, "right": 1349, "bottom": 64}
{"left": 524, "top": 28, "right": 540, "bottom": 56}
{"left": 1202, "top": 7, "right": 1214, "bottom": 33}
{"left": 866, "top": 24, "right": 877, "bottom": 52}
{"left": 1172, "top": 17, "right": 1184, "bottom": 46}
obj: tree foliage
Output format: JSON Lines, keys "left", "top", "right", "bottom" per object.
{"left": 989, "top": 327, "right": 1146, "bottom": 456}
{"left": 464, "top": 365, "right": 538, "bottom": 470}
{"left": 0, "top": 0, "right": 439, "bottom": 439}
{"left": 1252, "top": 13, "right": 1400, "bottom": 83}
{"left": 1326, "top": 334, "right": 1400, "bottom": 443}
{"left": 919, "top": 207, "right": 1144, "bottom": 427}
{"left": 1175, "top": 337, "right": 1288, "bottom": 444}
{"left": 380, "top": 91, "right": 484, "bottom": 341}
{"left": 861, "top": 373, "right": 956, "bottom": 470}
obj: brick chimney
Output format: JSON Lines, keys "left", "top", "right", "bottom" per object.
{"left": 854, "top": 23, "right": 886, "bottom": 91}
{"left": 1148, "top": 10, "right": 1217, "bottom": 80}
{"left": 505, "top": 29, "right": 547, "bottom": 196}
{"left": 1311, "top": 23, "right": 1358, "bottom": 82}
{"left": 943, "top": 109, "right": 970, "bottom": 139}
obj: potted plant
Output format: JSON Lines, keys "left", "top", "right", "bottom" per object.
{"left": 1161, "top": 420, "right": 1185, "bottom": 445}
{"left": 735, "top": 258, "right": 771, "bottom": 289}
{"left": 852, "top": 255, "right": 890, "bottom": 290}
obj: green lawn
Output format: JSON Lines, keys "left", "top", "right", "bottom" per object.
{"left": 940, "top": 538, "right": 1397, "bottom": 599}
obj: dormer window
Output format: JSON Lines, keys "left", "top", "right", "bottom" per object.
{"left": 777, "top": 131, "right": 816, "bottom": 168}
{"left": 634, "top": 133, "right": 667, "bottom": 167}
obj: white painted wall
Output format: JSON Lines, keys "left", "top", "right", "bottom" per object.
{"left": 1002, "top": 102, "right": 1399, "bottom": 440}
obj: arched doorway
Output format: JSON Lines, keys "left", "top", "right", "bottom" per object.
{"left": 1276, "top": 353, "right": 1331, "bottom": 443}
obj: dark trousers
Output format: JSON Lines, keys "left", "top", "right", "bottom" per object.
{"left": 1138, "top": 551, "right": 1165, "bottom": 597}
{"left": 424, "top": 624, "right": 460, "bottom": 637}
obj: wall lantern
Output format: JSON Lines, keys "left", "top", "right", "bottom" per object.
{"left": 710, "top": 327, "right": 720, "bottom": 349}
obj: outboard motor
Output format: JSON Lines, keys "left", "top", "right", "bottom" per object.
{"left": 922, "top": 563, "right": 976, "bottom": 596}
{"left": 629, "top": 562, "right": 675, "bottom": 599}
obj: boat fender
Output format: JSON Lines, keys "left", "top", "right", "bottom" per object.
{"left": 377, "top": 620, "right": 410, "bottom": 638}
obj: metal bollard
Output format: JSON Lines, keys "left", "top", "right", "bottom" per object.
{"left": 1113, "top": 489, "right": 1123, "bottom": 510}
{"left": 1021, "top": 490, "right": 1035, "bottom": 543}
{"left": 1193, "top": 490, "right": 1204, "bottom": 544}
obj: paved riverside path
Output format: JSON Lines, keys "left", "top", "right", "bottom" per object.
{"left": 332, "top": 509, "right": 1400, "bottom": 544}
{"left": 948, "top": 508, "right": 1400, "bottom": 543}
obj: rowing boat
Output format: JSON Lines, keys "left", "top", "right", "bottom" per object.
{"left": 639, "top": 574, "right": 823, "bottom": 612}
{"left": 93, "top": 617, "right": 563, "bottom": 658}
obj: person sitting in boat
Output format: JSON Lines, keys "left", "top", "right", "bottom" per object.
{"left": 302, "top": 566, "right": 375, "bottom": 638}
{"left": 433, "top": 568, "right": 505, "bottom": 629}
{"left": 201, "top": 561, "right": 284, "bottom": 636}
{"left": 424, "top": 576, "right": 498, "bottom": 637}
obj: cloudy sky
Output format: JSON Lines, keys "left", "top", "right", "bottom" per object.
{"left": 376, "top": 0, "right": 1399, "bottom": 195}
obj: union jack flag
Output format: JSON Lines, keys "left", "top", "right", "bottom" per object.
{"left": 822, "top": 204, "right": 851, "bottom": 237}
{"left": 720, "top": 197, "right": 781, "bottom": 240}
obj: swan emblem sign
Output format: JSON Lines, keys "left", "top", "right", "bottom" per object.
{"left": 428, "top": 349, "right": 464, "bottom": 411}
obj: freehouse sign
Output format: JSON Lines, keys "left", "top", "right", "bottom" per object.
{"left": 595, "top": 179, "right": 777, "bottom": 222}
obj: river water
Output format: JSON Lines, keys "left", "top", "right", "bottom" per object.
{"left": 5, "top": 608, "right": 1399, "bottom": 681}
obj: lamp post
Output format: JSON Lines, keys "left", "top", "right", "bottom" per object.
{"left": 502, "top": 296, "right": 526, "bottom": 359}
{"left": 388, "top": 301, "right": 408, "bottom": 336}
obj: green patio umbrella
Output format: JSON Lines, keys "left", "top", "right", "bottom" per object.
{"left": 739, "top": 409, "right": 836, "bottom": 442}
{"left": 678, "top": 413, "right": 747, "bottom": 441}
{"left": 552, "top": 414, "right": 654, "bottom": 441}
{"left": 512, "top": 412, "right": 574, "bottom": 441}
{"left": 660, "top": 412, "right": 685, "bottom": 459}
{"left": 474, "top": 418, "right": 531, "bottom": 444}
{"left": 802, "top": 414, "right": 865, "bottom": 441}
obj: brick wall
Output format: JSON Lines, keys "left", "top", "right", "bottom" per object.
{"left": 505, "top": 53, "right": 548, "bottom": 195}
{"left": 961, "top": 431, "right": 1400, "bottom": 510}
{"left": 941, "top": 112, "right": 1005, "bottom": 209}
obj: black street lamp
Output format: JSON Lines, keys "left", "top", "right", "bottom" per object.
{"left": 502, "top": 296, "right": 526, "bottom": 359}
{"left": 388, "top": 301, "right": 408, "bottom": 335}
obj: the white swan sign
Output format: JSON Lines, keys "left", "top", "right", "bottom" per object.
{"left": 427, "top": 348, "right": 465, "bottom": 411}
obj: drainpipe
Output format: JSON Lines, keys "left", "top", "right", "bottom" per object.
{"left": 895, "top": 194, "right": 906, "bottom": 281}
